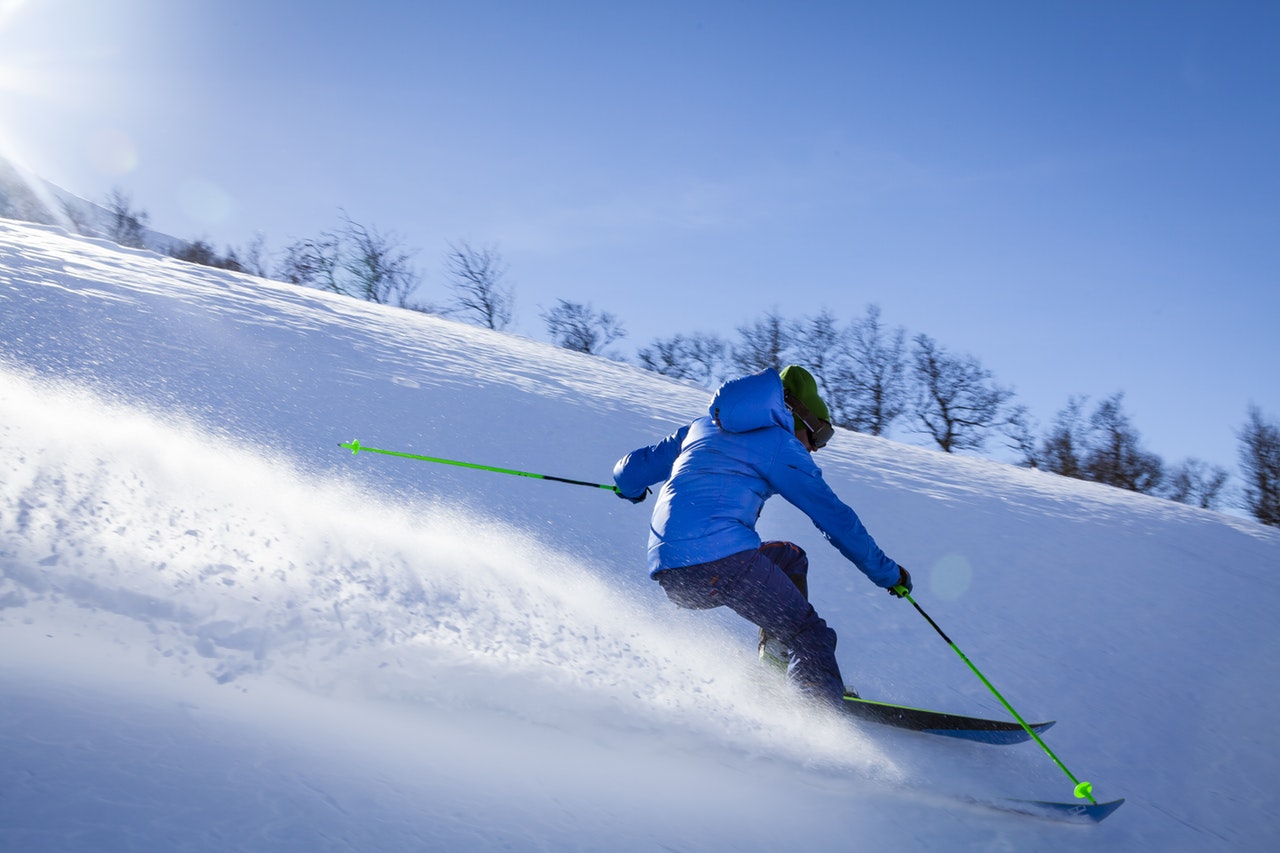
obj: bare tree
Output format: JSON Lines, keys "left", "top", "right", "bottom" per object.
{"left": 169, "top": 239, "right": 244, "bottom": 271}
{"left": 731, "top": 310, "right": 792, "bottom": 375}
{"left": 104, "top": 187, "right": 149, "bottom": 248}
{"left": 839, "top": 304, "right": 907, "bottom": 436}
{"left": 1165, "top": 458, "right": 1230, "bottom": 510}
{"left": 170, "top": 239, "right": 221, "bottom": 267}
{"left": 277, "top": 233, "right": 340, "bottom": 291}
{"left": 909, "top": 334, "right": 1015, "bottom": 453}
{"left": 444, "top": 240, "right": 514, "bottom": 330}
{"left": 239, "top": 232, "right": 272, "bottom": 278}
{"left": 790, "top": 309, "right": 842, "bottom": 379}
{"left": 1081, "top": 393, "right": 1163, "bottom": 494}
{"left": 339, "top": 213, "right": 419, "bottom": 307}
{"left": 1039, "top": 396, "right": 1090, "bottom": 477}
{"left": 791, "top": 309, "right": 847, "bottom": 411}
{"left": 276, "top": 213, "right": 420, "bottom": 307}
{"left": 1238, "top": 406, "right": 1280, "bottom": 526}
{"left": 638, "top": 332, "right": 729, "bottom": 387}
{"left": 542, "top": 299, "right": 627, "bottom": 355}
{"left": 637, "top": 336, "right": 686, "bottom": 377}
{"left": 1003, "top": 403, "right": 1039, "bottom": 467}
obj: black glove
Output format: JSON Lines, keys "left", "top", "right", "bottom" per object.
{"left": 888, "top": 565, "right": 912, "bottom": 597}
{"left": 616, "top": 487, "right": 649, "bottom": 505}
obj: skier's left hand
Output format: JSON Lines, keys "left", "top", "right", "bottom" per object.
{"left": 616, "top": 487, "right": 649, "bottom": 504}
{"left": 888, "top": 565, "right": 912, "bottom": 597}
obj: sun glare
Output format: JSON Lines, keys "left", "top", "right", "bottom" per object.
{"left": 0, "top": 0, "right": 31, "bottom": 95}
{"left": 0, "top": 0, "right": 32, "bottom": 29}
{"left": 0, "top": 0, "right": 143, "bottom": 188}
{"left": 0, "top": 0, "right": 98, "bottom": 103}
{"left": 0, "top": 0, "right": 96, "bottom": 225}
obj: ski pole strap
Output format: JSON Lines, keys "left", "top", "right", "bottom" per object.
{"left": 900, "top": 590, "right": 1099, "bottom": 805}
{"left": 340, "top": 439, "right": 621, "bottom": 493}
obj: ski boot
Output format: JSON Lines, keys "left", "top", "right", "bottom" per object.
{"left": 758, "top": 628, "right": 788, "bottom": 675}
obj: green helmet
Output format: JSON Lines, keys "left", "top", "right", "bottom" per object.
{"left": 780, "top": 365, "right": 833, "bottom": 447}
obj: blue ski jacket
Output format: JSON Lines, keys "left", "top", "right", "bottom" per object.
{"left": 613, "top": 368, "right": 901, "bottom": 587}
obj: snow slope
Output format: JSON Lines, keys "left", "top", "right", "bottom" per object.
{"left": 2, "top": 219, "right": 1278, "bottom": 850}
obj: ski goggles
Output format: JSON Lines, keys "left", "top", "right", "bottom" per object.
{"left": 784, "top": 390, "right": 835, "bottom": 450}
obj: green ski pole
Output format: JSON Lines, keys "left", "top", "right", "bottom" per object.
{"left": 340, "top": 439, "right": 621, "bottom": 493}
{"left": 892, "top": 585, "right": 1100, "bottom": 805}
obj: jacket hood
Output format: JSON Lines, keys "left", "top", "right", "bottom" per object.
{"left": 708, "top": 369, "right": 793, "bottom": 434}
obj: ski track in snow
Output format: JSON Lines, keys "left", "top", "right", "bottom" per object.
{"left": 3, "top": 221, "right": 1280, "bottom": 850}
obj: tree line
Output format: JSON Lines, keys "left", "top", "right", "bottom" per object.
{"left": 5, "top": 180, "right": 1277, "bottom": 527}
{"left": 633, "top": 304, "right": 1278, "bottom": 523}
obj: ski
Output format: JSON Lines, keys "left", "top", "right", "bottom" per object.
{"left": 842, "top": 695, "right": 1055, "bottom": 744}
{"left": 985, "top": 796, "right": 1125, "bottom": 823}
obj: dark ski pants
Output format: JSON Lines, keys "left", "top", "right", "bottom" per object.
{"left": 654, "top": 542, "right": 845, "bottom": 707}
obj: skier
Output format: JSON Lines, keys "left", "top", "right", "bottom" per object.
{"left": 613, "top": 365, "right": 911, "bottom": 708}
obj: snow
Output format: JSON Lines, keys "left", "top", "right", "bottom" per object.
{"left": 2, "top": 218, "right": 1278, "bottom": 850}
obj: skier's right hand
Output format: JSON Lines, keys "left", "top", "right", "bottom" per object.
{"left": 616, "top": 487, "right": 649, "bottom": 504}
{"left": 888, "top": 565, "right": 912, "bottom": 597}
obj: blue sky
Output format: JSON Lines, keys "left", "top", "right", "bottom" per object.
{"left": 1, "top": 0, "right": 1277, "bottom": 476}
